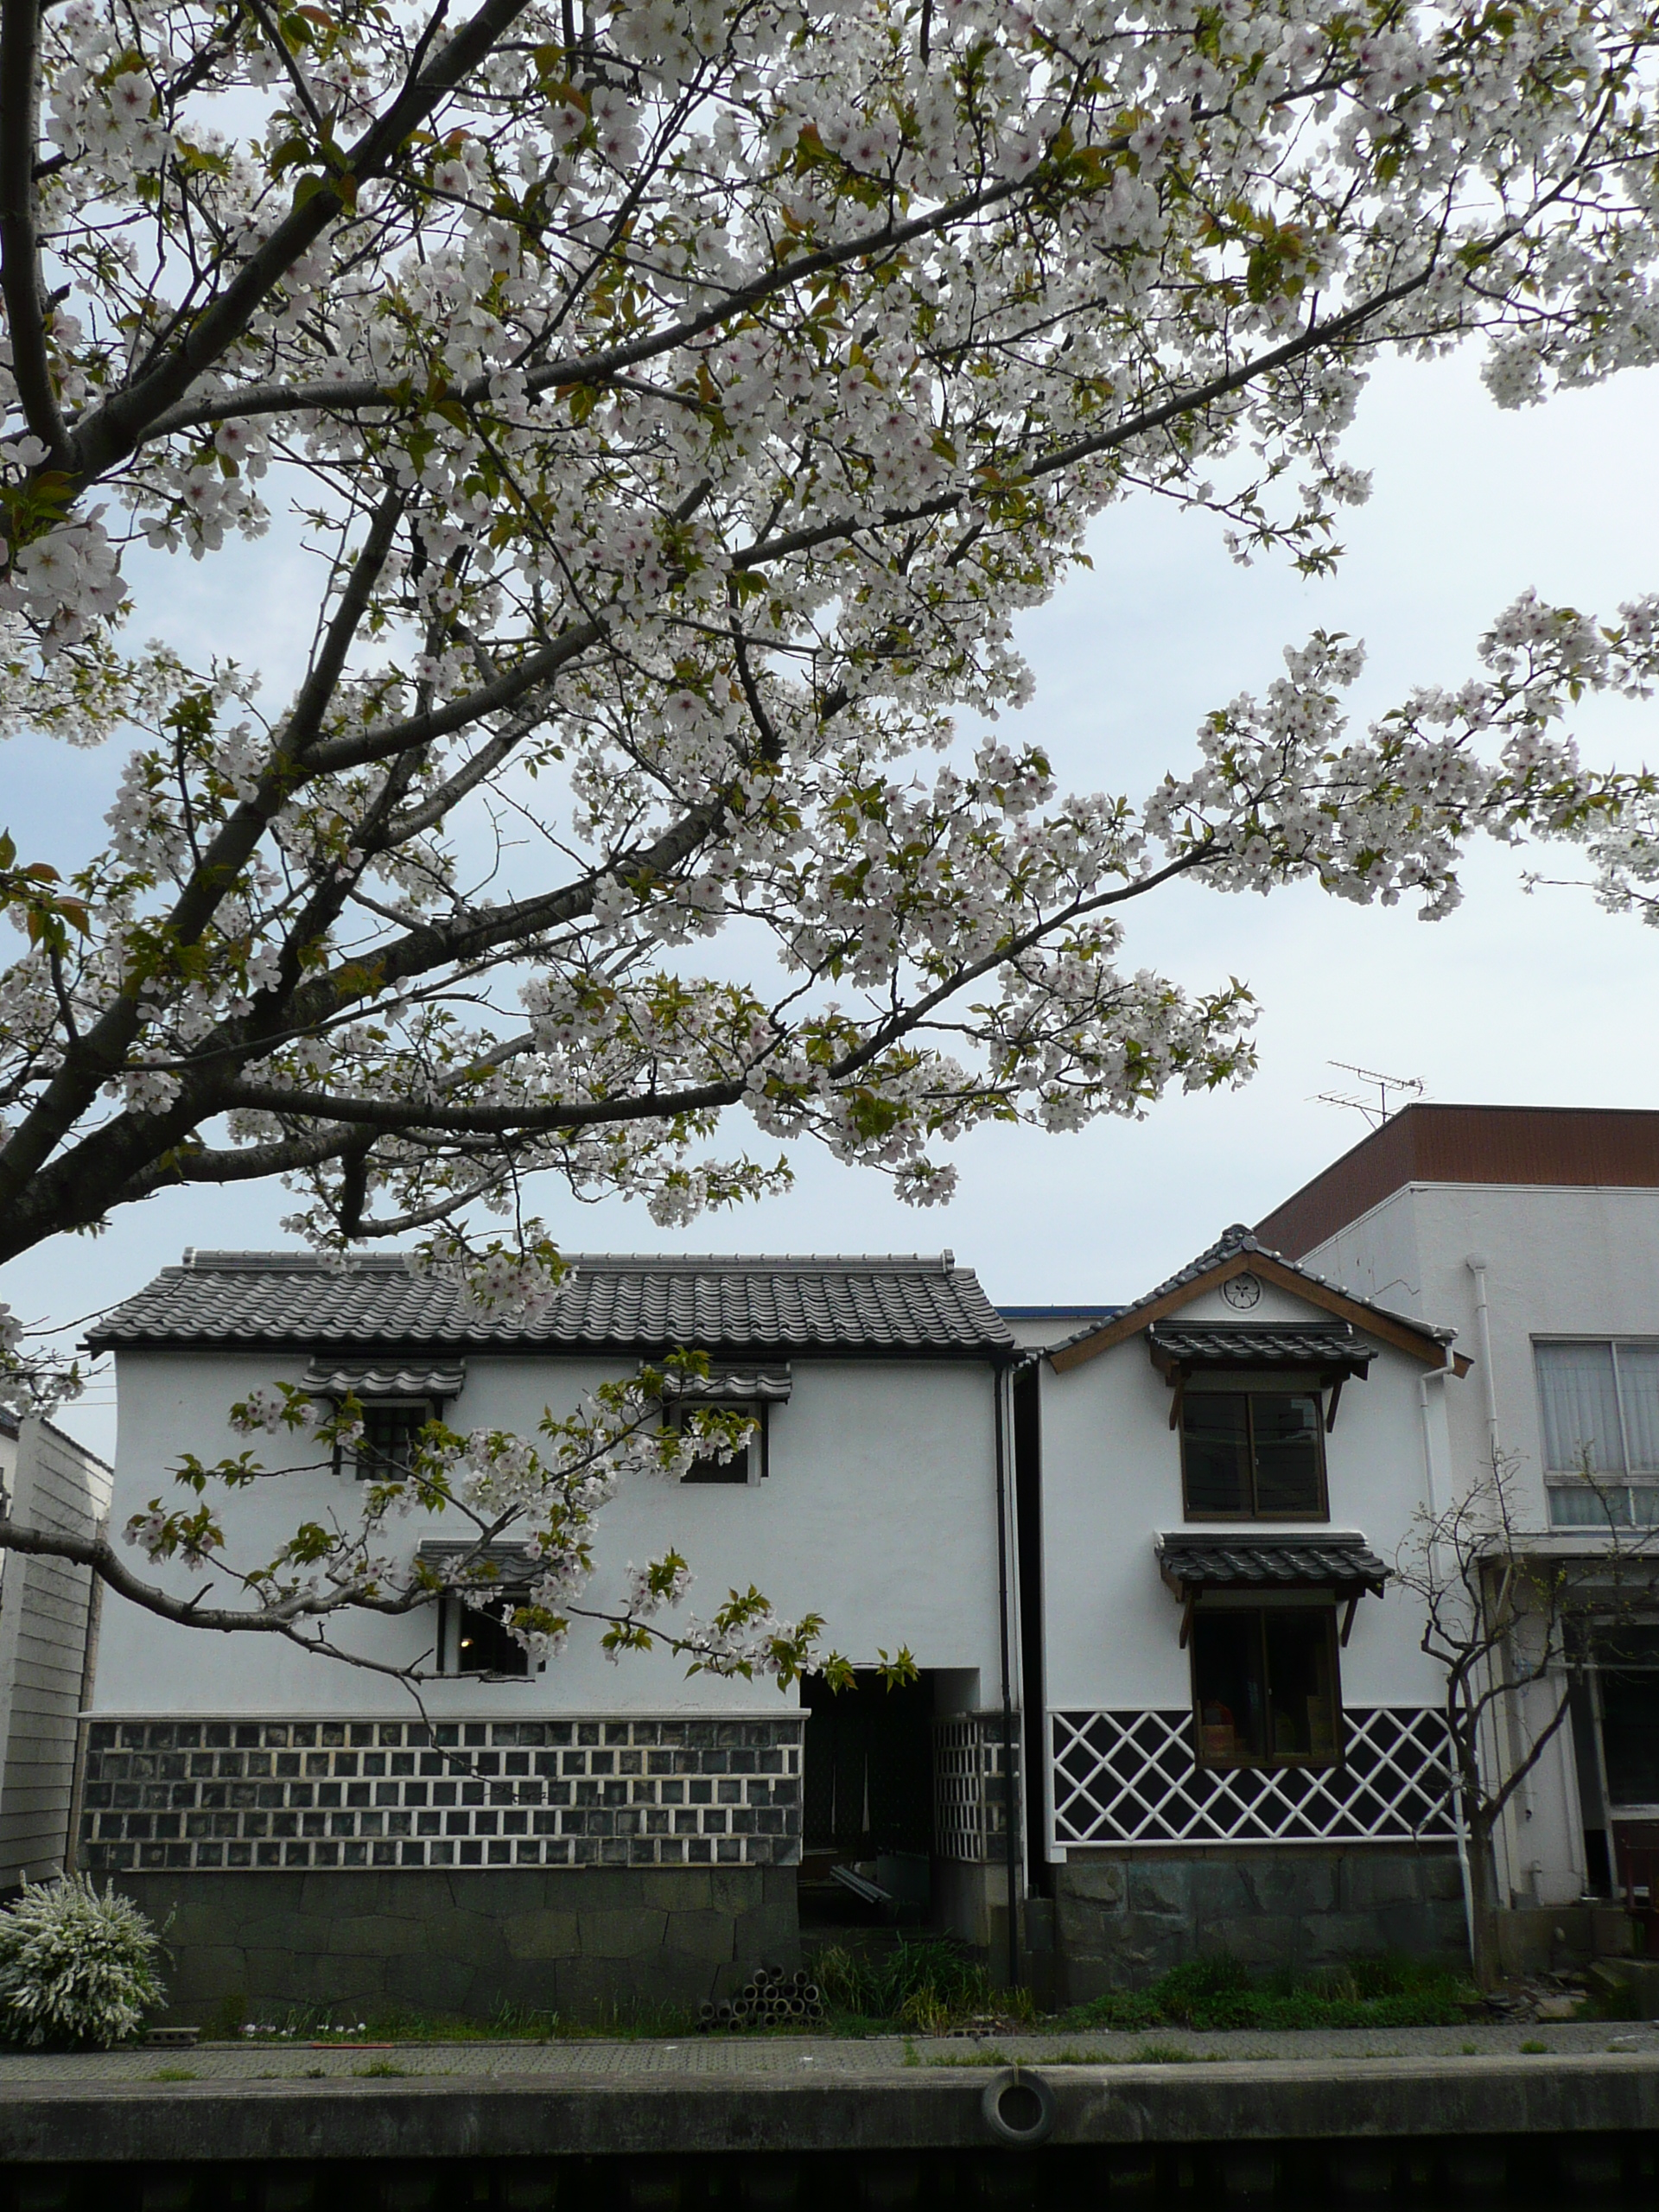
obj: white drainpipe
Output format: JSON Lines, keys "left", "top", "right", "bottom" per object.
{"left": 1421, "top": 1356, "right": 1475, "bottom": 1960}
{"left": 1466, "top": 1254, "right": 1534, "bottom": 1888}
{"left": 1465, "top": 1255, "right": 1500, "bottom": 1463}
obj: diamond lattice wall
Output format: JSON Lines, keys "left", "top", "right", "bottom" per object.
{"left": 1051, "top": 1707, "right": 1455, "bottom": 1847}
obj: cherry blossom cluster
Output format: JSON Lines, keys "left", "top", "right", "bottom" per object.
{"left": 3, "top": 0, "right": 1659, "bottom": 1660}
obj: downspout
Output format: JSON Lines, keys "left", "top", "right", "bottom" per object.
{"left": 1465, "top": 1255, "right": 1500, "bottom": 1463}
{"left": 1465, "top": 1255, "right": 1531, "bottom": 1892}
{"left": 993, "top": 1356, "right": 1020, "bottom": 1990}
{"left": 1418, "top": 1356, "right": 1475, "bottom": 1961}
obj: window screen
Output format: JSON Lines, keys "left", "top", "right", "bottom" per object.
{"left": 1539, "top": 1340, "right": 1659, "bottom": 1524}
{"left": 1180, "top": 1392, "right": 1325, "bottom": 1518}
{"left": 1538, "top": 1343, "right": 1624, "bottom": 1475}
{"left": 356, "top": 1403, "right": 429, "bottom": 1483}
{"left": 1191, "top": 1608, "right": 1340, "bottom": 1770}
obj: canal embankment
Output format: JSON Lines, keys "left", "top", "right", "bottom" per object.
{"left": 0, "top": 2026, "right": 1658, "bottom": 2206}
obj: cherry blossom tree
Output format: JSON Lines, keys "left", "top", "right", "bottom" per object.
{"left": 3, "top": 0, "right": 1659, "bottom": 1671}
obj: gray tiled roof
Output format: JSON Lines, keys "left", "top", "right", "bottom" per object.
{"left": 1050, "top": 1223, "right": 1456, "bottom": 1357}
{"left": 1147, "top": 1321, "right": 1377, "bottom": 1371}
{"left": 1158, "top": 1529, "right": 1390, "bottom": 1593}
{"left": 89, "top": 1251, "right": 1013, "bottom": 1358}
{"left": 656, "top": 1364, "right": 794, "bottom": 1402}
{"left": 299, "top": 1358, "right": 468, "bottom": 1399}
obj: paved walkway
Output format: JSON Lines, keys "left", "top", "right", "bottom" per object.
{"left": 0, "top": 2017, "right": 1655, "bottom": 2083}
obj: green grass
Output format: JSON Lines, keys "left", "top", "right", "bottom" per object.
{"left": 811, "top": 1936, "right": 1038, "bottom": 2034}
{"left": 1519, "top": 2040, "right": 1549, "bottom": 2054}
{"left": 149, "top": 2068, "right": 198, "bottom": 2082}
{"left": 925, "top": 2042, "right": 1200, "bottom": 2068}
{"left": 1058, "top": 1953, "right": 1478, "bottom": 2035}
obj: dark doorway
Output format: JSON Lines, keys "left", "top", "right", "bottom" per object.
{"left": 799, "top": 1671, "right": 933, "bottom": 1928}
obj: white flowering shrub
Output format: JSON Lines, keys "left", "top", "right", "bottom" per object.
{"left": 0, "top": 1878, "right": 167, "bottom": 2048}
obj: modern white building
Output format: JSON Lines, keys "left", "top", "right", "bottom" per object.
{"left": 0, "top": 1412, "right": 111, "bottom": 1891}
{"left": 79, "top": 1250, "right": 1021, "bottom": 2019}
{"left": 1007, "top": 1225, "right": 1472, "bottom": 2001}
{"left": 1256, "top": 1103, "right": 1659, "bottom": 1936}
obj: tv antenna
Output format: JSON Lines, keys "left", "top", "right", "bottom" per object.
{"left": 1314, "top": 1061, "right": 1425, "bottom": 1129}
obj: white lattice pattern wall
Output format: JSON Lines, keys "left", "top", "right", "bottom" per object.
{"left": 1051, "top": 1707, "right": 1455, "bottom": 1847}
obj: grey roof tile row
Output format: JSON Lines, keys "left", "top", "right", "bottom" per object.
{"left": 1147, "top": 1322, "right": 1377, "bottom": 1370}
{"left": 1158, "top": 1529, "right": 1390, "bottom": 1592}
{"left": 89, "top": 1251, "right": 1014, "bottom": 1357}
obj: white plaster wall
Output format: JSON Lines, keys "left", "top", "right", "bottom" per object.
{"left": 94, "top": 1349, "right": 1005, "bottom": 1720}
{"left": 1037, "top": 1278, "right": 1457, "bottom": 1717}
{"left": 1305, "top": 1184, "right": 1659, "bottom": 1522}
{"left": 1303, "top": 1184, "right": 1659, "bottom": 1908}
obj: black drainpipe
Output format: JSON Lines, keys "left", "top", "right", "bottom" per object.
{"left": 993, "top": 1353, "right": 1020, "bottom": 1990}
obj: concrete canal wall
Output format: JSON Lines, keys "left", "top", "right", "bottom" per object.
{"left": 1, "top": 2052, "right": 1657, "bottom": 2161}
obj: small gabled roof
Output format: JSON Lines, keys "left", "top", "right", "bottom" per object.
{"left": 1046, "top": 1224, "right": 1465, "bottom": 1376}
{"left": 88, "top": 1249, "right": 1014, "bottom": 1360}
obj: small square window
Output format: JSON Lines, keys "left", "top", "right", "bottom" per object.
{"left": 1181, "top": 1392, "right": 1325, "bottom": 1519}
{"left": 354, "top": 1403, "right": 431, "bottom": 1483}
{"left": 1192, "top": 1606, "right": 1340, "bottom": 1770}
{"left": 439, "top": 1592, "right": 531, "bottom": 1678}
{"left": 676, "top": 1403, "right": 765, "bottom": 1484}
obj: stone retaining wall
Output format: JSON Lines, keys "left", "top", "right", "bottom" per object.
{"left": 118, "top": 1866, "right": 799, "bottom": 2026}
{"left": 1054, "top": 1845, "right": 1467, "bottom": 1999}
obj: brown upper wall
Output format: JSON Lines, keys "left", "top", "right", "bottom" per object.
{"left": 1255, "top": 1105, "right": 1659, "bottom": 1259}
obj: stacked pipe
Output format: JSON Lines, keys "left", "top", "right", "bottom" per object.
{"left": 698, "top": 1965, "right": 823, "bottom": 2031}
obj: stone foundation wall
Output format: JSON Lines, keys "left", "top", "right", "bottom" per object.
{"left": 118, "top": 1866, "right": 798, "bottom": 2027}
{"left": 1055, "top": 1846, "right": 1467, "bottom": 2001}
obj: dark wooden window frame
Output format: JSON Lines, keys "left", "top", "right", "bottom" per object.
{"left": 1179, "top": 1386, "right": 1330, "bottom": 1522}
{"left": 330, "top": 1397, "right": 439, "bottom": 1483}
{"left": 1189, "top": 1600, "right": 1345, "bottom": 1774}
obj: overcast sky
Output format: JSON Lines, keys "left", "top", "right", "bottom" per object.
{"left": 8, "top": 344, "right": 1659, "bottom": 1460}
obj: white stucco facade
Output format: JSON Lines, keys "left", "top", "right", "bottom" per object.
{"left": 1034, "top": 1280, "right": 1454, "bottom": 1715}
{"left": 1020, "top": 1270, "right": 1463, "bottom": 1866}
{"left": 94, "top": 1345, "right": 1007, "bottom": 1722}
{"left": 1300, "top": 1178, "right": 1659, "bottom": 1911}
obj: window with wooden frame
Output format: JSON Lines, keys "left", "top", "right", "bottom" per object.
{"left": 1180, "top": 1389, "right": 1326, "bottom": 1520}
{"left": 1191, "top": 1605, "right": 1341, "bottom": 1770}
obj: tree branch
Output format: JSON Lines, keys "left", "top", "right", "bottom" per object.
{"left": 0, "top": 0, "right": 71, "bottom": 461}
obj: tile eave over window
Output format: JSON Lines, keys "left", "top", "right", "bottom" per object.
{"left": 301, "top": 1358, "right": 467, "bottom": 1399}
{"left": 1157, "top": 1530, "right": 1390, "bottom": 1599}
{"left": 651, "top": 1364, "right": 792, "bottom": 1403}
{"left": 1147, "top": 1322, "right": 1377, "bottom": 1380}
{"left": 416, "top": 1538, "right": 542, "bottom": 1584}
